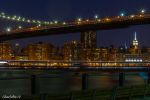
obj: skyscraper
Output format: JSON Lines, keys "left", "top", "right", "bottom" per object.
{"left": 24, "top": 42, "right": 54, "bottom": 60}
{"left": 128, "top": 32, "right": 140, "bottom": 54}
{"left": 132, "top": 32, "right": 139, "bottom": 49}
{"left": 80, "top": 31, "right": 97, "bottom": 49}
{"left": 0, "top": 42, "right": 12, "bottom": 60}
{"left": 63, "top": 40, "right": 81, "bottom": 61}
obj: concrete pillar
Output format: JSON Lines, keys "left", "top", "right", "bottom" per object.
{"left": 30, "top": 75, "right": 36, "bottom": 95}
{"left": 119, "top": 73, "right": 125, "bottom": 87}
{"left": 82, "top": 73, "right": 88, "bottom": 90}
{"left": 147, "top": 72, "right": 150, "bottom": 84}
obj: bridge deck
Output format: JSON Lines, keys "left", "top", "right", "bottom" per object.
{"left": 0, "top": 14, "right": 150, "bottom": 41}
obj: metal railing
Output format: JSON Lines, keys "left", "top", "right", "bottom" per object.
{"left": 4, "top": 60, "right": 150, "bottom": 68}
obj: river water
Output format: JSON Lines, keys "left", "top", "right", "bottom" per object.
{"left": 0, "top": 70, "right": 148, "bottom": 96}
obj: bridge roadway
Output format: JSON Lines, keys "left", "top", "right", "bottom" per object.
{"left": 1, "top": 66, "right": 150, "bottom": 73}
{"left": 1, "top": 60, "right": 150, "bottom": 72}
{"left": 0, "top": 14, "right": 150, "bottom": 41}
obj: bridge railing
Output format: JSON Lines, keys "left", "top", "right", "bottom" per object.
{"left": 2, "top": 60, "right": 150, "bottom": 68}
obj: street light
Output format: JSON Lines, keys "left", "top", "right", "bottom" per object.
{"left": 120, "top": 12, "right": 125, "bottom": 17}
{"left": 22, "top": 18, "right": 25, "bottom": 22}
{"left": 98, "top": 19, "right": 101, "bottom": 22}
{"left": 50, "top": 22, "right": 53, "bottom": 24}
{"left": 63, "top": 22, "right": 66, "bottom": 25}
{"left": 54, "top": 20, "right": 58, "bottom": 24}
{"left": 27, "top": 20, "right": 31, "bottom": 23}
{"left": 86, "top": 19, "right": 89, "bottom": 22}
{"left": 141, "top": 9, "right": 146, "bottom": 14}
{"left": 7, "top": 16, "right": 10, "bottom": 19}
{"left": 94, "top": 15, "right": 98, "bottom": 19}
{"left": 18, "top": 26, "right": 22, "bottom": 29}
{"left": 6, "top": 27, "right": 11, "bottom": 32}
{"left": 77, "top": 18, "right": 82, "bottom": 22}
{"left": 2, "top": 15, "right": 6, "bottom": 18}
{"left": 38, "top": 24, "right": 41, "bottom": 27}
{"left": 130, "top": 15, "right": 135, "bottom": 18}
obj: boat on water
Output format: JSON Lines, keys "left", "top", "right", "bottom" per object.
{"left": 0, "top": 60, "right": 8, "bottom": 67}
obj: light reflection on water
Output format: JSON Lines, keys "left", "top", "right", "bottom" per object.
{"left": 0, "top": 70, "right": 147, "bottom": 96}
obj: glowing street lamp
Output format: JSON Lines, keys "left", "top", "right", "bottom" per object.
{"left": 2, "top": 15, "right": 6, "bottom": 18}
{"left": 63, "top": 22, "right": 66, "bottom": 25}
{"left": 77, "top": 18, "right": 82, "bottom": 22}
{"left": 32, "top": 20, "right": 36, "bottom": 23}
{"left": 37, "top": 21, "right": 41, "bottom": 24}
{"left": 7, "top": 16, "right": 10, "bottom": 19}
{"left": 94, "top": 15, "right": 98, "bottom": 19}
{"left": 27, "top": 20, "right": 31, "bottom": 23}
{"left": 18, "top": 26, "right": 22, "bottom": 29}
{"left": 50, "top": 22, "right": 53, "bottom": 24}
{"left": 130, "top": 15, "right": 135, "bottom": 18}
{"left": 86, "top": 19, "right": 89, "bottom": 22}
{"left": 13, "top": 16, "right": 17, "bottom": 18}
{"left": 98, "top": 19, "right": 101, "bottom": 22}
{"left": 54, "top": 20, "right": 58, "bottom": 24}
{"left": 6, "top": 27, "right": 11, "bottom": 32}
{"left": 141, "top": 9, "right": 146, "bottom": 14}
{"left": 12, "top": 17, "right": 15, "bottom": 20}
{"left": 120, "top": 12, "right": 125, "bottom": 17}
{"left": 22, "top": 18, "right": 25, "bottom": 22}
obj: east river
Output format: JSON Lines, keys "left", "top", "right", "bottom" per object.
{"left": 0, "top": 69, "right": 148, "bottom": 96}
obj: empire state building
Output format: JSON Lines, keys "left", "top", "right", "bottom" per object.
{"left": 132, "top": 32, "right": 139, "bottom": 49}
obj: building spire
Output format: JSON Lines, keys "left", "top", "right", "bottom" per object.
{"left": 124, "top": 42, "right": 127, "bottom": 49}
{"left": 134, "top": 32, "right": 137, "bottom": 40}
{"left": 132, "top": 32, "right": 138, "bottom": 49}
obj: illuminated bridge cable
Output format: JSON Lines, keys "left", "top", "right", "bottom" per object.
{"left": 0, "top": 12, "right": 51, "bottom": 25}
{"left": 0, "top": 8, "right": 147, "bottom": 31}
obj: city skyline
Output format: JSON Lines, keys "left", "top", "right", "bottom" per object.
{"left": 0, "top": 31, "right": 149, "bottom": 62}
{"left": 4, "top": 31, "right": 147, "bottom": 48}
{"left": 0, "top": 1, "right": 150, "bottom": 99}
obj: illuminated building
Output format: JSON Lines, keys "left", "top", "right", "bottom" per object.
{"left": 24, "top": 42, "right": 54, "bottom": 60}
{"left": 108, "top": 47, "right": 117, "bottom": 61}
{"left": 80, "top": 31, "right": 97, "bottom": 61}
{"left": 90, "top": 49, "right": 101, "bottom": 61}
{"left": 129, "top": 32, "right": 141, "bottom": 54}
{"left": 132, "top": 32, "right": 138, "bottom": 49}
{"left": 0, "top": 42, "right": 12, "bottom": 60}
{"left": 124, "top": 54, "right": 144, "bottom": 62}
{"left": 15, "top": 55, "right": 28, "bottom": 60}
{"left": 52, "top": 47, "right": 63, "bottom": 60}
{"left": 14, "top": 43, "right": 21, "bottom": 56}
{"left": 116, "top": 46, "right": 127, "bottom": 61}
{"left": 63, "top": 40, "right": 81, "bottom": 61}
{"left": 141, "top": 48, "right": 150, "bottom": 61}
{"left": 81, "top": 48, "right": 101, "bottom": 61}
{"left": 80, "top": 31, "right": 97, "bottom": 49}
{"left": 100, "top": 48, "right": 109, "bottom": 61}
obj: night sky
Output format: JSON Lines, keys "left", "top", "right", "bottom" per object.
{"left": 0, "top": 0, "right": 150, "bottom": 48}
